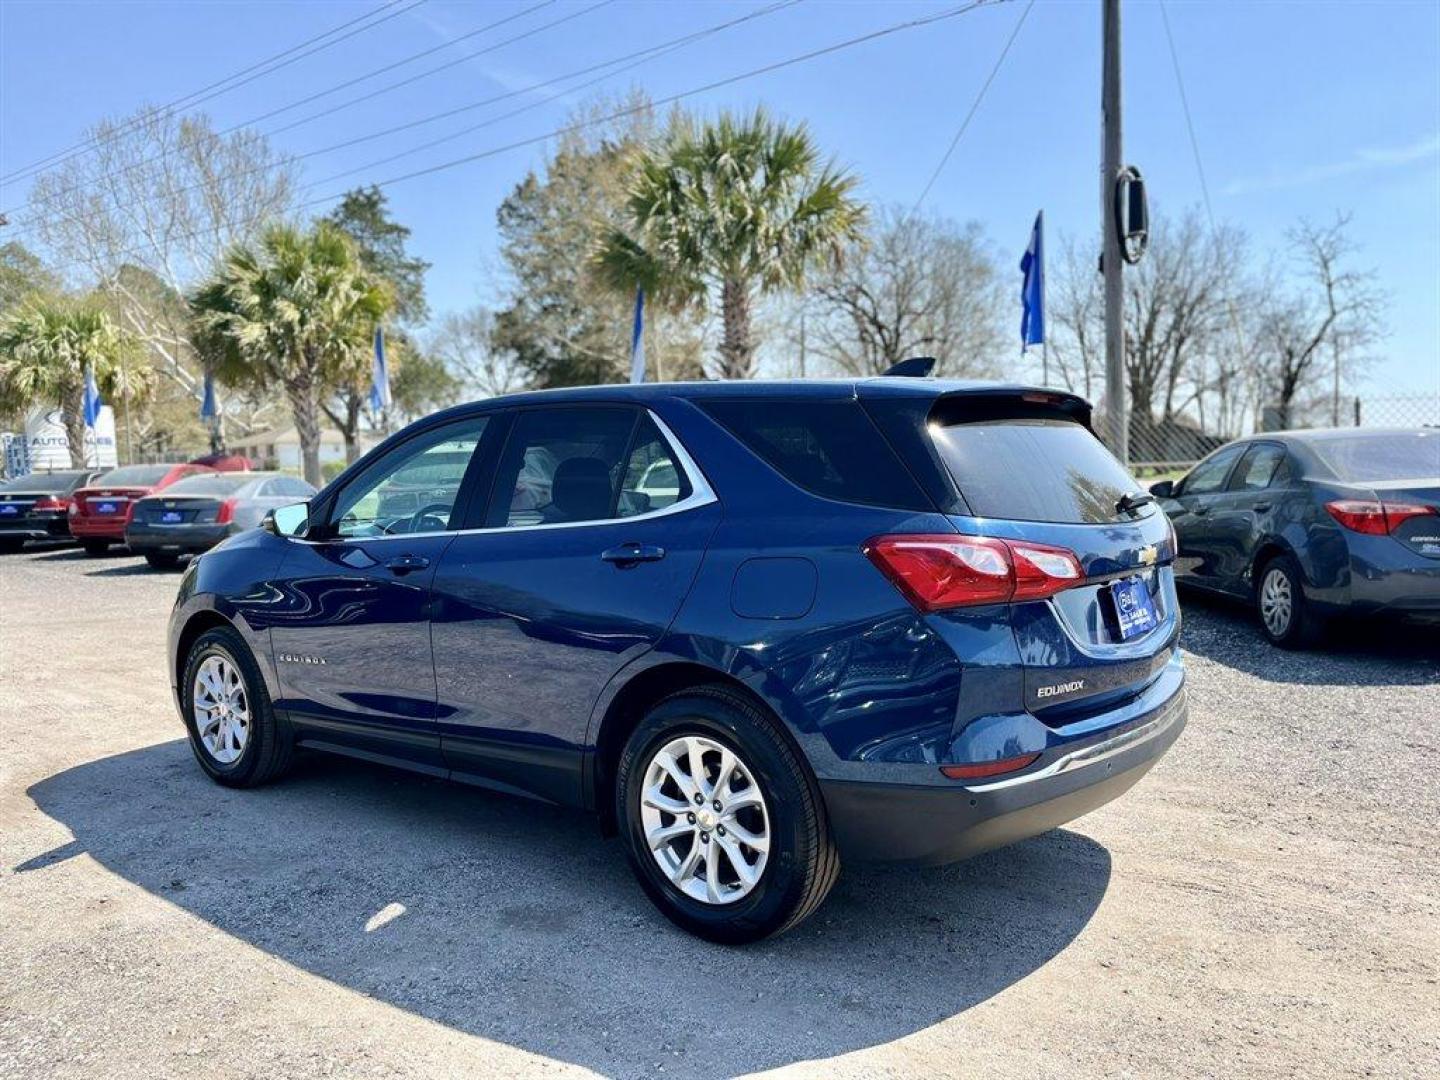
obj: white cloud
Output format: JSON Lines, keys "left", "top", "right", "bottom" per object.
{"left": 1222, "top": 133, "right": 1440, "bottom": 196}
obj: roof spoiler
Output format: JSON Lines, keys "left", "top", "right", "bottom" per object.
{"left": 882, "top": 356, "right": 937, "bottom": 378}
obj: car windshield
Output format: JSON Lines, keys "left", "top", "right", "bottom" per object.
{"left": 0, "top": 472, "right": 81, "bottom": 492}
{"left": 95, "top": 465, "right": 171, "bottom": 486}
{"left": 162, "top": 473, "right": 257, "bottom": 496}
{"left": 1312, "top": 431, "right": 1440, "bottom": 481}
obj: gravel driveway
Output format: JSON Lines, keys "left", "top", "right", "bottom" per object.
{"left": 1, "top": 545, "right": 1436, "bottom": 1079}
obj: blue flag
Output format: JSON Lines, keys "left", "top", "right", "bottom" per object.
{"left": 82, "top": 366, "right": 103, "bottom": 428}
{"left": 1020, "top": 210, "right": 1045, "bottom": 351}
{"left": 629, "top": 288, "right": 646, "bottom": 384}
{"left": 200, "top": 371, "right": 218, "bottom": 421}
{"left": 369, "top": 325, "right": 391, "bottom": 411}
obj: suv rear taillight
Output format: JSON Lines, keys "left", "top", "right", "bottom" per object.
{"left": 33, "top": 495, "right": 67, "bottom": 512}
{"left": 1325, "top": 500, "right": 1435, "bottom": 535}
{"left": 863, "top": 534, "right": 1083, "bottom": 611}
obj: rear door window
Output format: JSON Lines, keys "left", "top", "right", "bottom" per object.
{"left": 1228, "top": 444, "right": 1287, "bottom": 492}
{"left": 618, "top": 417, "right": 692, "bottom": 518}
{"left": 488, "top": 406, "right": 638, "bottom": 527}
{"left": 929, "top": 418, "right": 1142, "bottom": 524}
{"left": 699, "top": 399, "right": 929, "bottom": 510}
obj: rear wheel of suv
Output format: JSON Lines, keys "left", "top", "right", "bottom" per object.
{"left": 82, "top": 539, "right": 110, "bottom": 556}
{"left": 182, "top": 626, "right": 293, "bottom": 788}
{"left": 145, "top": 552, "right": 181, "bottom": 570}
{"left": 615, "top": 686, "right": 839, "bottom": 944}
{"left": 1256, "top": 553, "right": 1321, "bottom": 649}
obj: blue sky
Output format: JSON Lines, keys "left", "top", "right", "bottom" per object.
{"left": 2, "top": 0, "right": 1437, "bottom": 395}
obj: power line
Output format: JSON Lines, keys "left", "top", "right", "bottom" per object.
{"left": 10, "top": 0, "right": 796, "bottom": 242}
{"left": 1158, "top": 0, "right": 1252, "bottom": 365}
{"left": 43, "top": 1, "right": 994, "bottom": 279}
{"left": 2, "top": 0, "right": 592, "bottom": 218}
{"left": 910, "top": 0, "right": 1032, "bottom": 216}
{"left": 0, "top": 0, "right": 423, "bottom": 187}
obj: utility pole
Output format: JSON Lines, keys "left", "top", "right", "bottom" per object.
{"left": 1102, "top": 0, "right": 1127, "bottom": 463}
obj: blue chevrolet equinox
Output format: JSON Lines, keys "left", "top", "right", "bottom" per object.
{"left": 168, "top": 377, "right": 1187, "bottom": 942}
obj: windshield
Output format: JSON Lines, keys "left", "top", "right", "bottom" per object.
{"left": 1312, "top": 431, "right": 1440, "bottom": 481}
{"left": 95, "top": 465, "right": 171, "bottom": 486}
{"left": 931, "top": 418, "right": 1147, "bottom": 524}
{"left": 0, "top": 472, "right": 82, "bottom": 492}
{"left": 162, "top": 473, "right": 257, "bottom": 496}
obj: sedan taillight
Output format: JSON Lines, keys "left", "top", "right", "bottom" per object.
{"left": 863, "top": 534, "right": 1084, "bottom": 611}
{"left": 33, "top": 495, "right": 67, "bottom": 512}
{"left": 216, "top": 498, "right": 239, "bottom": 525}
{"left": 1325, "top": 500, "right": 1435, "bottom": 535}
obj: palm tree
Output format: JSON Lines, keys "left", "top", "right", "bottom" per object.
{"left": 595, "top": 108, "right": 866, "bottom": 379}
{"left": 0, "top": 300, "right": 147, "bottom": 467}
{"left": 190, "top": 222, "right": 390, "bottom": 486}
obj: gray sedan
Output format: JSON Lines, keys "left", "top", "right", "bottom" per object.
{"left": 126, "top": 472, "right": 316, "bottom": 569}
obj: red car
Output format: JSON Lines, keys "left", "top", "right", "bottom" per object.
{"left": 69, "top": 463, "right": 214, "bottom": 554}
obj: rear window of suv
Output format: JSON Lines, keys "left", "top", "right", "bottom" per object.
{"left": 930, "top": 418, "right": 1142, "bottom": 524}
{"left": 699, "top": 399, "right": 930, "bottom": 510}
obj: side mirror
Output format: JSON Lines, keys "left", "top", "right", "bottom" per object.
{"left": 1148, "top": 479, "right": 1174, "bottom": 499}
{"left": 265, "top": 501, "right": 311, "bottom": 538}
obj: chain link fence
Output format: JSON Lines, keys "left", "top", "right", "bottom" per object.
{"left": 1126, "top": 391, "right": 1439, "bottom": 477}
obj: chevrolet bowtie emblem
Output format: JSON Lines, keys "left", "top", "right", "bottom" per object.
{"left": 1138, "top": 545, "right": 1158, "bottom": 566}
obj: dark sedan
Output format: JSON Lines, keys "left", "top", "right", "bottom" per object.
{"left": 0, "top": 469, "right": 105, "bottom": 552}
{"left": 1152, "top": 427, "right": 1440, "bottom": 646}
{"left": 126, "top": 471, "right": 316, "bottom": 569}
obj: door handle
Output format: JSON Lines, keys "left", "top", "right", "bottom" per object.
{"left": 1252, "top": 502, "right": 1271, "bottom": 513}
{"left": 1191, "top": 505, "right": 1210, "bottom": 516}
{"left": 601, "top": 542, "right": 665, "bottom": 566}
{"left": 384, "top": 554, "right": 430, "bottom": 575}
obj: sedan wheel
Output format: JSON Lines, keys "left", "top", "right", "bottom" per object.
{"left": 640, "top": 734, "right": 771, "bottom": 905}
{"left": 1259, "top": 567, "right": 1293, "bottom": 639}
{"left": 192, "top": 654, "right": 250, "bottom": 765}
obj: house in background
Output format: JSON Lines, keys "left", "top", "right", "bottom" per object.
{"left": 233, "top": 425, "right": 377, "bottom": 472}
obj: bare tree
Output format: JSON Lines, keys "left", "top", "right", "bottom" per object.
{"left": 23, "top": 108, "right": 298, "bottom": 450}
{"left": 810, "top": 206, "right": 1004, "bottom": 378}
{"left": 430, "top": 307, "right": 528, "bottom": 400}
{"left": 1257, "top": 214, "right": 1382, "bottom": 429}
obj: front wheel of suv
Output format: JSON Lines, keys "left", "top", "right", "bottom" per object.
{"left": 615, "top": 686, "right": 839, "bottom": 944}
{"left": 182, "top": 626, "right": 293, "bottom": 787}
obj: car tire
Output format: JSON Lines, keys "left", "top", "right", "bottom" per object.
{"left": 82, "top": 539, "right": 110, "bottom": 556}
{"left": 181, "top": 625, "right": 294, "bottom": 788}
{"left": 1255, "top": 553, "right": 1322, "bottom": 649}
{"left": 615, "top": 685, "right": 840, "bottom": 944}
{"left": 0, "top": 538, "right": 23, "bottom": 554}
{"left": 145, "top": 552, "right": 181, "bottom": 570}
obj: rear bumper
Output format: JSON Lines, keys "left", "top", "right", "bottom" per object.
{"left": 0, "top": 515, "right": 70, "bottom": 540}
{"left": 125, "top": 523, "right": 232, "bottom": 554}
{"left": 69, "top": 517, "right": 129, "bottom": 539}
{"left": 820, "top": 681, "right": 1186, "bottom": 866}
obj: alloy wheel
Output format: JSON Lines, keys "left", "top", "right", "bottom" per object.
{"left": 639, "top": 734, "right": 771, "bottom": 905}
{"left": 192, "top": 654, "right": 250, "bottom": 765}
{"left": 1260, "top": 568, "right": 1293, "bottom": 638}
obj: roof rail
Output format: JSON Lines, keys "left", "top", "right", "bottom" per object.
{"left": 881, "top": 356, "right": 937, "bottom": 378}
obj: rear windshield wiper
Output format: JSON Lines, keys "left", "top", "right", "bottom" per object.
{"left": 1116, "top": 490, "right": 1155, "bottom": 515}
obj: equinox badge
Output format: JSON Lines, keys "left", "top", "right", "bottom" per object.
{"left": 1037, "top": 679, "right": 1086, "bottom": 699}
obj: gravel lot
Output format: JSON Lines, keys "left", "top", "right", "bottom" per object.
{"left": 2, "top": 544, "right": 1436, "bottom": 1079}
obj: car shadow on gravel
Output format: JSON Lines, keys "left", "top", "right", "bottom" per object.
{"left": 1178, "top": 591, "right": 1440, "bottom": 685}
{"left": 85, "top": 562, "right": 176, "bottom": 578}
{"left": 24, "top": 740, "right": 1112, "bottom": 1078}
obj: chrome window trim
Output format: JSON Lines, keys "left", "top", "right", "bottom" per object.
{"left": 293, "top": 408, "right": 716, "bottom": 545}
